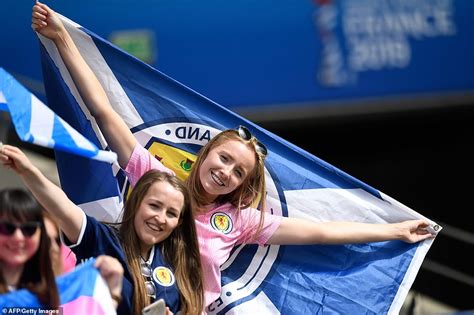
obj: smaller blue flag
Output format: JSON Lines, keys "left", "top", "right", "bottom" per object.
{"left": 0, "top": 68, "right": 116, "bottom": 163}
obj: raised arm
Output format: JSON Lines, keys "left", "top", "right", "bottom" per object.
{"left": 0, "top": 145, "right": 83, "bottom": 243}
{"left": 267, "top": 216, "right": 434, "bottom": 245}
{"left": 32, "top": 2, "right": 135, "bottom": 168}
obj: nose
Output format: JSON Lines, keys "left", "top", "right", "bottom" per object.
{"left": 220, "top": 165, "right": 233, "bottom": 180}
{"left": 154, "top": 211, "right": 166, "bottom": 225}
{"left": 12, "top": 227, "right": 26, "bottom": 240}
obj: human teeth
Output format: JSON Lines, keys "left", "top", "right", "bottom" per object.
{"left": 146, "top": 222, "right": 162, "bottom": 232}
{"left": 211, "top": 172, "right": 224, "bottom": 186}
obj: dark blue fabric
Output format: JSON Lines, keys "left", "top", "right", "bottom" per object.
{"left": 65, "top": 215, "right": 181, "bottom": 314}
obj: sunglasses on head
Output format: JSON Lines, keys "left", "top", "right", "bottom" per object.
{"left": 0, "top": 221, "right": 41, "bottom": 237}
{"left": 236, "top": 126, "right": 268, "bottom": 157}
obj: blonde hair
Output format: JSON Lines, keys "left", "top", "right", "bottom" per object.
{"left": 186, "top": 129, "right": 267, "bottom": 238}
{"left": 118, "top": 170, "right": 204, "bottom": 315}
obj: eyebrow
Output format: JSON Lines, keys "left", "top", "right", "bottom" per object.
{"left": 219, "top": 149, "right": 234, "bottom": 159}
{"left": 147, "top": 198, "right": 163, "bottom": 204}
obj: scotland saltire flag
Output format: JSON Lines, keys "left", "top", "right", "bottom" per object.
{"left": 38, "top": 14, "right": 439, "bottom": 314}
{"left": 0, "top": 68, "right": 116, "bottom": 163}
{"left": 0, "top": 258, "right": 116, "bottom": 315}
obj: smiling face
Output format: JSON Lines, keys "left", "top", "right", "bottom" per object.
{"left": 0, "top": 220, "right": 41, "bottom": 268}
{"left": 198, "top": 139, "right": 257, "bottom": 202}
{"left": 134, "top": 181, "right": 184, "bottom": 251}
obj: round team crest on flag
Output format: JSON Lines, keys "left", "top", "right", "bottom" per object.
{"left": 210, "top": 212, "right": 233, "bottom": 234}
{"left": 153, "top": 266, "right": 176, "bottom": 287}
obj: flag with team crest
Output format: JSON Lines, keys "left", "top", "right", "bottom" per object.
{"left": 37, "top": 13, "right": 439, "bottom": 315}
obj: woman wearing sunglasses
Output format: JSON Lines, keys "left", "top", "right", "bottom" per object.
{"left": 1, "top": 144, "right": 202, "bottom": 315}
{"left": 0, "top": 187, "right": 125, "bottom": 311}
{"left": 31, "top": 2, "right": 436, "bottom": 310}
{"left": 0, "top": 188, "right": 59, "bottom": 309}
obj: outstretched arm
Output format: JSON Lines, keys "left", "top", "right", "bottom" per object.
{"left": 0, "top": 145, "right": 83, "bottom": 243}
{"left": 32, "top": 1, "right": 136, "bottom": 168}
{"left": 267, "top": 216, "right": 434, "bottom": 245}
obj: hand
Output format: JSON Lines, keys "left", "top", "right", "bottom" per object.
{"left": 95, "top": 255, "right": 124, "bottom": 308}
{"left": 31, "top": 1, "right": 66, "bottom": 41}
{"left": 397, "top": 219, "right": 436, "bottom": 243}
{"left": 0, "top": 144, "right": 36, "bottom": 175}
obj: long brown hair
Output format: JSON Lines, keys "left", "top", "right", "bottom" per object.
{"left": 42, "top": 210, "right": 64, "bottom": 276}
{"left": 118, "top": 170, "right": 204, "bottom": 315}
{"left": 0, "top": 189, "right": 59, "bottom": 309}
{"left": 186, "top": 129, "right": 267, "bottom": 238}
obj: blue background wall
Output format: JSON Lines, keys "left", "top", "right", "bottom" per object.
{"left": 2, "top": 0, "right": 473, "bottom": 113}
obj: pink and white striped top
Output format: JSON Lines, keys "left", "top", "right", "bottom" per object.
{"left": 124, "top": 144, "right": 282, "bottom": 307}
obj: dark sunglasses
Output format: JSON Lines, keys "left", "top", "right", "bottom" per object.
{"left": 236, "top": 126, "right": 268, "bottom": 157}
{"left": 0, "top": 221, "right": 41, "bottom": 237}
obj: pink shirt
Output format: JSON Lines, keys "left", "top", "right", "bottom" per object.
{"left": 61, "top": 244, "right": 77, "bottom": 273}
{"left": 124, "top": 144, "right": 282, "bottom": 306}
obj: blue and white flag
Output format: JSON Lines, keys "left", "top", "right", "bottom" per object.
{"left": 0, "top": 258, "right": 116, "bottom": 315}
{"left": 0, "top": 68, "right": 116, "bottom": 163}
{"left": 38, "top": 14, "right": 439, "bottom": 314}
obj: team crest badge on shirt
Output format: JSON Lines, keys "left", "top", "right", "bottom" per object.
{"left": 153, "top": 266, "right": 176, "bottom": 287}
{"left": 210, "top": 212, "right": 233, "bottom": 234}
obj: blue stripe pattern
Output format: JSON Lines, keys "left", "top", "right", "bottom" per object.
{"left": 0, "top": 67, "right": 116, "bottom": 163}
